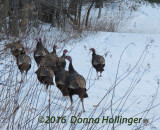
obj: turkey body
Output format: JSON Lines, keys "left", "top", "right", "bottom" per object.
{"left": 58, "top": 56, "right": 66, "bottom": 69}
{"left": 90, "top": 48, "right": 105, "bottom": 77}
{"left": 6, "top": 41, "right": 25, "bottom": 58}
{"left": 40, "top": 45, "right": 58, "bottom": 72}
{"left": 34, "top": 39, "right": 49, "bottom": 66}
{"left": 35, "top": 66, "right": 54, "bottom": 89}
{"left": 41, "top": 53, "right": 58, "bottom": 72}
{"left": 67, "top": 72, "right": 88, "bottom": 99}
{"left": 55, "top": 66, "right": 69, "bottom": 96}
{"left": 92, "top": 53, "right": 105, "bottom": 72}
{"left": 17, "top": 54, "right": 31, "bottom": 74}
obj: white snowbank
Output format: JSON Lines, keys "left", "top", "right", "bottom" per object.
{"left": 119, "top": 4, "right": 160, "bottom": 33}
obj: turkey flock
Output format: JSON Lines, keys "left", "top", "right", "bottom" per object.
{"left": 5, "top": 38, "right": 105, "bottom": 112}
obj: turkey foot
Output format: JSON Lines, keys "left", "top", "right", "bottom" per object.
{"left": 70, "top": 102, "right": 73, "bottom": 111}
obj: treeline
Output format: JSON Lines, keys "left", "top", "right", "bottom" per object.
{"left": 0, "top": 0, "right": 106, "bottom": 36}
{"left": 0, "top": 0, "right": 38, "bottom": 36}
{"left": 0, "top": 0, "right": 158, "bottom": 37}
{"left": 144, "top": 0, "right": 160, "bottom": 4}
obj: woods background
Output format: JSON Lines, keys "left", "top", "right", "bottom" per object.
{"left": 0, "top": 0, "right": 106, "bottom": 36}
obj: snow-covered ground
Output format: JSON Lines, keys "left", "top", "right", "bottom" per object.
{"left": 72, "top": 32, "right": 160, "bottom": 130}
{"left": 0, "top": 2, "right": 160, "bottom": 130}
{"left": 119, "top": 4, "right": 160, "bottom": 33}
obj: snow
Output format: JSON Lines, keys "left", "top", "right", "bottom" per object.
{"left": 68, "top": 32, "right": 160, "bottom": 129}
{"left": 0, "top": 2, "right": 160, "bottom": 130}
{"left": 119, "top": 4, "right": 160, "bottom": 33}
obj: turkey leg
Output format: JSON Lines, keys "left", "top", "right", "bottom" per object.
{"left": 69, "top": 95, "right": 73, "bottom": 111}
{"left": 81, "top": 98, "right": 85, "bottom": 112}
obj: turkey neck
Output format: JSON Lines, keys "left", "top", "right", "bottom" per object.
{"left": 36, "top": 42, "right": 43, "bottom": 49}
{"left": 52, "top": 48, "right": 56, "bottom": 54}
{"left": 55, "top": 65, "right": 62, "bottom": 75}
{"left": 92, "top": 51, "right": 96, "bottom": 56}
{"left": 62, "top": 53, "right": 65, "bottom": 57}
{"left": 69, "top": 60, "right": 75, "bottom": 72}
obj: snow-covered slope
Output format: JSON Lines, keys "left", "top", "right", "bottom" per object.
{"left": 119, "top": 4, "right": 160, "bottom": 33}
{"left": 64, "top": 32, "right": 160, "bottom": 130}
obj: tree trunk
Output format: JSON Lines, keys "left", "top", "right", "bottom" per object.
{"left": 85, "top": 1, "right": 94, "bottom": 27}
{"left": 77, "top": 0, "right": 82, "bottom": 29}
{"left": 95, "top": 0, "right": 103, "bottom": 8}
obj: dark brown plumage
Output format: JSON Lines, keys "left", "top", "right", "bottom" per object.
{"left": 90, "top": 48, "right": 105, "bottom": 77}
{"left": 6, "top": 41, "right": 25, "bottom": 58}
{"left": 35, "top": 63, "right": 54, "bottom": 89}
{"left": 16, "top": 54, "right": 31, "bottom": 81}
{"left": 55, "top": 66, "right": 69, "bottom": 96}
{"left": 58, "top": 49, "right": 68, "bottom": 69}
{"left": 34, "top": 38, "right": 49, "bottom": 66}
{"left": 65, "top": 56, "right": 88, "bottom": 112}
{"left": 41, "top": 45, "right": 58, "bottom": 72}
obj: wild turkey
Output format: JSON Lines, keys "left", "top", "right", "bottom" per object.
{"left": 55, "top": 66, "right": 69, "bottom": 96}
{"left": 5, "top": 40, "right": 25, "bottom": 58}
{"left": 34, "top": 38, "right": 49, "bottom": 66}
{"left": 90, "top": 48, "right": 105, "bottom": 77}
{"left": 58, "top": 49, "right": 68, "bottom": 69}
{"left": 35, "top": 61, "right": 54, "bottom": 89}
{"left": 65, "top": 56, "right": 88, "bottom": 112}
{"left": 16, "top": 54, "right": 31, "bottom": 82}
{"left": 40, "top": 45, "right": 58, "bottom": 72}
